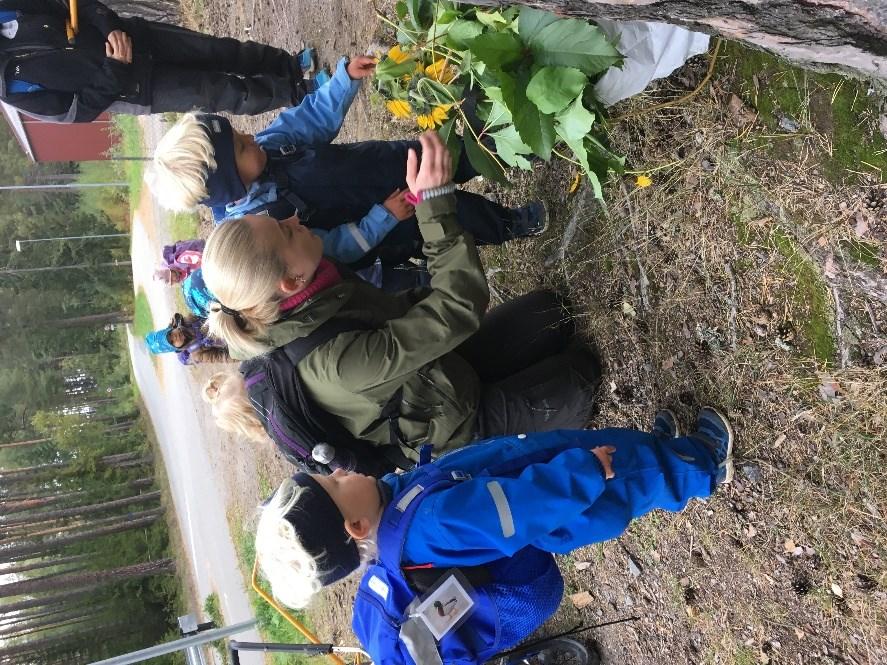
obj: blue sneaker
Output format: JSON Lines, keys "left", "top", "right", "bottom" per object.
{"left": 296, "top": 47, "right": 316, "bottom": 76}
{"left": 310, "top": 68, "right": 331, "bottom": 90}
{"left": 691, "top": 407, "right": 734, "bottom": 483}
{"left": 652, "top": 409, "right": 681, "bottom": 439}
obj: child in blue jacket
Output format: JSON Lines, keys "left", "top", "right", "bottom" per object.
{"left": 254, "top": 407, "right": 734, "bottom": 663}
{"left": 149, "top": 56, "right": 545, "bottom": 272}
{"left": 145, "top": 312, "right": 230, "bottom": 366}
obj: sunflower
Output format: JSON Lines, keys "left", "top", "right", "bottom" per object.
{"left": 424, "top": 58, "right": 457, "bottom": 84}
{"left": 416, "top": 104, "right": 450, "bottom": 130}
{"left": 386, "top": 99, "right": 413, "bottom": 119}
{"left": 387, "top": 45, "right": 411, "bottom": 64}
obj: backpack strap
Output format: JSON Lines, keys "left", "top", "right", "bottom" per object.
{"left": 281, "top": 318, "right": 410, "bottom": 452}
{"left": 262, "top": 146, "right": 311, "bottom": 219}
{"left": 377, "top": 467, "right": 466, "bottom": 570}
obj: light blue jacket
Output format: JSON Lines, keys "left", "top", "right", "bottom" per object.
{"left": 217, "top": 58, "right": 399, "bottom": 264}
{"left": 381, "top": 428, "right": 718, "bottom": 567}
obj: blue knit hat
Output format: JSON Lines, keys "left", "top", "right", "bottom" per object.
{"left": 145, "top": 327, "right": 178, "bottom": 354}
{"left": 196, "top": 114, "right": 247, "bottom": 208}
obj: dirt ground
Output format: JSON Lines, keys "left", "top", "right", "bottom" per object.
{"left": 176, "top": 2, "right": 887, "bottom": 663}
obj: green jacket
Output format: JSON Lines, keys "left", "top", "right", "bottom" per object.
{"left": 263, "top": 194, "right": 490, "bottom": 459}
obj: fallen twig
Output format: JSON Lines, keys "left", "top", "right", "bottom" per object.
{"left": 831, "top": 284, "right": 849, "bottom": 369}
{"left": 545, "top": 181, "right": 592, "bottom": 266}
{"left": 726, "top": 263, "right": 738, "bottom": 350}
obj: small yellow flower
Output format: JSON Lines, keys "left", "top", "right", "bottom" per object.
{"left": 386, "top": 99, "right": 413, "bottom": 119}
{"left": 387, "top": 45, "right": 411, "bottom": 64}
{"left": 424, "top": 58, "right": 457, "bottom": 84}
{"left": 635, "top": 174, "right": 653, "bottom": 188}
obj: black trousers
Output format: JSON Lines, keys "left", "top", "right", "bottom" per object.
{"left": 456, "top": 290, "right": 602, "bottom": 438}
{"left": 279, "top": 140, "right": 525, "bottom": 269}
{"left": 126, "top": 20, "right": 306, "bottom": 115}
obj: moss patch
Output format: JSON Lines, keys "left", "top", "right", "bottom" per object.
{"left": 133, "top": 288, "right": 153, "bottom": 337}
{"left": 720, "top": 42, "right": 887, "bottom": 184}
{"left": 169, "top": 212, "right": 200, "bottom": 242}
{"left": 770, "top": 226, "right": 836, "bottom": 362}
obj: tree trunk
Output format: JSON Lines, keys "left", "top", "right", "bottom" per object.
{"left": 0, "top": 491, "right": 161, "bottom": 528}
{"left": 0, "top": 588, "right": 93, "bottom": 614}
{"left": 106, "top": 0, "right": 181, "bottom": 23}
{"left": 39, "top": 311, "right": 132, "bottom": 329}
{"left": 0, "top": 437, "right": 51, "bottom": 450}
{"left": 506, "top": 0, "right": 887, "bottom": 84}
{"left": 0, "top": 510, "right": 162, "bottom": 558}
{"left": 0, "top": 559, "right": 174, "bottom": 598}
{"left": 0, "top": 553, "right": 91, "bottom": 576}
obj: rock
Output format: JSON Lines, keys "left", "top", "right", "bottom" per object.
{"left": 569, "top": 591, "right": 594, "bottom": 609}
{"left": 627, "top": 555, "right": 642, "bottom": 578}
{"left": 777, "top": 114, "right": 800, "bottom": 132}
{"left": 740, "top": 463, "right": 763, "bottom": 484}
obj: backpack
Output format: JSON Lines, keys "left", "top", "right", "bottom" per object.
{"left": 239, "top": 318, "right": 413, "bottom": 477}
{"left": 352, "top": 465, "right": 564, "bottom": 665}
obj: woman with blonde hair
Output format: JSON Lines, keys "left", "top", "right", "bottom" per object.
{"left": 201, "top": 131, "right": 601, "bottom": 463}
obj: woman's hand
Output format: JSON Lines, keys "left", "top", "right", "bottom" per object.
{"left": 591, "top": 445, "right": 616, "bottom": 479}
{"left": 347, "top": 56, "right": 377, "bottom": 80}
{"left": 106, "top": 30, "right": 132, "bottom": 64}
{"left": 382, "top": 188, "right": 415, "bottom": 221}
{"left": 406, "top": 131, "right": 452, "bottom": 196}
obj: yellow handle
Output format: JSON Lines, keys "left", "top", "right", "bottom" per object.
{"left": 251, "top": 560, "right": 348, "bottom": 665}
{"left": 69, "top": 0, "right": 78, "bottom": 33}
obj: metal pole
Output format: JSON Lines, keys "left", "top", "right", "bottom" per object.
{"left": 0, "top": 182, "right": 127, "bottom": 191}
{"left": 15, "top": 233, "right": 130, "bottom": 251}
{"left": 0, "top": 260, "right": 131, "bottom": 275}
{"left": 88, "top": 620, "right": 257, "bottom": 665}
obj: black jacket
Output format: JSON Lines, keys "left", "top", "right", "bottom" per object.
{"left": 0, "top": 0, "right": 148, "bottom": 122}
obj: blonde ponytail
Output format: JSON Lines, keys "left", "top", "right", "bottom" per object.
{"left": 202, "top": 217, "right": 289, "bottom": 359}
{"left": 202, "top": 371, "right": 270, "bottom": 445}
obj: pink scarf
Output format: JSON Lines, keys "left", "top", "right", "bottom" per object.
{"left": 278, "top": 259, "right": 342, "bottom": 313}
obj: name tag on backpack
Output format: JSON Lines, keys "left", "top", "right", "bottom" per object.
{"left": 411, "top": 570, "right": 476, "bottom": 641}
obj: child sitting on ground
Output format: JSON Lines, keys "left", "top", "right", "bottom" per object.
{"left": 254, "top": 408, "right": 735, "bottom": 665}
{"left": 153, "top": 238, "right": 205, "bottom": 285}
{"left": 145, "top": 313, "right": 231, "bottom": 365}
{"left": 148, "top": 56, "right": 545, "bottom": 273}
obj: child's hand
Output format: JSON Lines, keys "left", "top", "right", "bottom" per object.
{"left": 406, "top": 131, "right": 453, "bottom": 195}
{"left": 591, "top": 445, "right": 616, "bottom": 479}
{"left": 347, "top": 56, "right": 377, "bottom": 80}
{"left": 383, "top": 188, "right": 415, "bottom": 221}
{"left": 106, "top": 30, "right": 132, "bottom": 64}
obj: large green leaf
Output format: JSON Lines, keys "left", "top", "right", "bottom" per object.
{"left": 467, "top": 31, "right": 523, "bottom": 68}
{"left": 375, "top": 57, "right": 418, "bottom": 81}
{"left": 406, "top": 0, "right": 434, "bottom": 30}
{"left": 438, "top": 117, "right": 463, "bottom": 169}
{"left": 491, "top": 126, "right": 533, "bottom": 170}
{"left": 481, "top": 87, "right": 512, "bottom": 127}
{"left": 528, "top": 19, "right": 621, "bottom": 76}
{"left": 517, "top": 7, "right": 559, "bottom": 43}
{"left": 464, "top": 131, "right": 508, "bottom": 185}
{"left": 395, "top": 1, "right": 407, "bottom": 20}
{"left": 501, "top": 71, "right": 556, "bottom": 160}
{"left": 563, "top": 135, "right": 603, "bottom": 200}
{"left": 555, "top": 96, "right": 595, "bottom": 142}
{"left": 445, "top": 19, "right": 483, "bottom": 49}
{"left": 475, "top": 10, "right": 509, "bottom": 29}
{"left": 526, "top": 67, "right": 587, "bottom": 114}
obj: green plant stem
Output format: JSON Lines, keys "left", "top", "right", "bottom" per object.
{"left": 552, "top": 149, "right": 581, "bottom": 166}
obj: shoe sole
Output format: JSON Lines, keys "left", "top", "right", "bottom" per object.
{"left": 700, "top": 406, "right": 734, "bottom": 483}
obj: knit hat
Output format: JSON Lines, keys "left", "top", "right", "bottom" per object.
{"left": 145, "top": 327, "right": 177, "bottom": 354}
{"left": 182, "top": 268, "right": 215, "bottom": 319}
{"left": 283, "top": 473, "right": 360, "bottom": 587}
{"left": 196, "top": 114, "right": 247, "bottom": 208}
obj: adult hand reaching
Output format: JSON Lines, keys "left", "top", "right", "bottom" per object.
{"left": 383, "top": 188, "right": 415, "bottom": 221}
{"left": 347, "top": 56, "right": 377, "bottom": 80}
{"left": 406, "top": 131, "right": 452, "bottom": 196}
{"left": 106, "top": 30, "right": 132, "bottom": 64}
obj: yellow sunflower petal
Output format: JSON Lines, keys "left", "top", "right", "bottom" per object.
{"left": 387, "top": 45, "right": 410, "bottom": 64}
{"left": 636, "top": 174, "right": 653, "bottom": 188}
{"left": 568, "top": 172, "right": 581, "bottom": 193}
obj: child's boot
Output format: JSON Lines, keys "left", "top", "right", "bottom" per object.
{"left": 652, "top": 409, "right": 681, "bottom": 439}
{"left": 508, "top": 201, "right": 548, "bottom": 238}
{"left": 690, "top": 406, "right": 734, "bottom": 483}
{"left": 295, "top": 45, "right": 317, "bottom": 77}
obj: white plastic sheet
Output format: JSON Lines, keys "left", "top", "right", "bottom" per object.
{"left": 593, "top": 20, "right": 711, "bottom": 107}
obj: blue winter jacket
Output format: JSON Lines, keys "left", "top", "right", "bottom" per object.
{"left": 214, "top": 58, "right": 400, "bottom": 264}
{"left": 381, "top": 429, "right": 718, "bottom": 568}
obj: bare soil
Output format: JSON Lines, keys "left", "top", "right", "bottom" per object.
{"left": 177, "top": 3, "right": 887, "bottom": 663}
